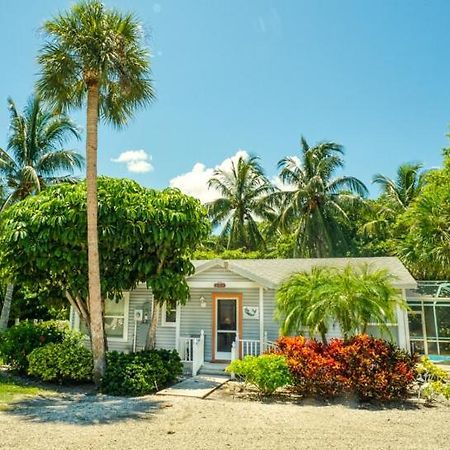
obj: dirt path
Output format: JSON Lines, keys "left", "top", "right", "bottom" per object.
{"left": 0, "top": 387, "right": 448, "bottom": 450}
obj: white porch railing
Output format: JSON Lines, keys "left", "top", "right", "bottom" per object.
{"left": 230, "top": 332, "right": 277, "bottom": 361}
{"left": 179, "top": 330, "right": 205, "bottom": 376}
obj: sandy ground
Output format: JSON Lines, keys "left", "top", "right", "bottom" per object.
{"left": 0, "top": 383, "right": 449, "bottom": 450}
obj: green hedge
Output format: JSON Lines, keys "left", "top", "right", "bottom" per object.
{"left": 28, "top": 337, "right": 93, "bottom": 383}
{"left": 101, "top": 349, "right": 183, "bottom": 396}
{"left": 0, "top": 320, "right": 71, "bottom": 373}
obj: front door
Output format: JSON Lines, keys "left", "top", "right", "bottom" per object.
{"left": 214, "top": 296, "right": 239, "bottom": 360}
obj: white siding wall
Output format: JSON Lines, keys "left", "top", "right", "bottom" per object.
{"left": 263, "top": 289, "right": 279, "bottom": 341}
{"left": 180, "top": 287, "right": 261, "bottom": 361}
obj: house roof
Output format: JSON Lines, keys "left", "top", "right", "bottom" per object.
{"left": 191, "top": 257, "right": 417, "bottom": 289}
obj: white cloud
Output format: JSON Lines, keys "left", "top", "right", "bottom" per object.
{"left": 111, "top": 149, "right": 154, "bottom": 173}
{"left": 169, "top": 150, "right": 249, "bottom": 204}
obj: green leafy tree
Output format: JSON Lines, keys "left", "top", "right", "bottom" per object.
{"left": 275, "top": 137, "right": 368, "bottom": 257}
{"left": 207, "top": 154, "right": 275, "bottom": 251}
{"left": 276, "top": 265, "right": 404, "bottom": 344}
{"left": 395, "top": 151, "right": 450, "bottom": 279}
{"left": 36, "top": 0, "right": 155, "bottom": 382}
{"left": 0, "top": 95, "right": 83, "bottom": 331}
{"left": 0, "top": 178, "right": 210, "bottom": 370}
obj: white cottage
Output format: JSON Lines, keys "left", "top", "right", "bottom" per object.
{"left": 70, "top": 257, "right": 417, "bottom": 375}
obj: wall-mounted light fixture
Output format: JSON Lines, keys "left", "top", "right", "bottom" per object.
{"left": 200, "top": 296, "right": 207, "bottom": 308}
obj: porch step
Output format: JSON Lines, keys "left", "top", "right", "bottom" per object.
{"left": 198, "top": 362, "right": 229, "bottom": 376}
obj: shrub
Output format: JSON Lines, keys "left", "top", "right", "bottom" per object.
{"left": 276, "top": 336, "right": 350, "bottom": 398}
{"left": 101, "top": 349, "right": 182, "bottom": 396}
{"left": 416, "top": 356, "right": 450, "bottom": 402}
{"left": 27, "top": 335, "right": 93, "bottom": 383}
{"left": 0, "top": 320, "right": 71, "bottom": 373}
{"left": 276, "top": 335, "right": 417, "bottom": 402}
{"left": 226, "top": 354, "right": 292, "bottom": 395}
{"left": 341, "top": 335, "right": 416, "bottom": 402}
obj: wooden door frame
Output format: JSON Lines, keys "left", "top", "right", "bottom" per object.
{"left": 211, "top": 292, "right": 243, "bottom": 362}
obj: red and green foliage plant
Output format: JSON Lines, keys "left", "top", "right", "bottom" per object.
{"left": 275, "top": 334, "right": 416, "bottom": 402}
{"left": 275, "top": 336, "right": 350, "bottom": 397}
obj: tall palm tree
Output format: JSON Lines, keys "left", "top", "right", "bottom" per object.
{"left": 275, "top": 137, "right": 368, "bottom": 257}
{"left": 0, "top": 95, "right": 83, "bottom": 331}
{"left": 36, "top": 0, "right": 154, "bottom": 383}
{"left": 207, "top": 154, "right": 276, "bottom": 250}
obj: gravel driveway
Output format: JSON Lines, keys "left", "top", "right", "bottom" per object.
{"left": 0, "top": 385, "right": 448, "bottom": 450}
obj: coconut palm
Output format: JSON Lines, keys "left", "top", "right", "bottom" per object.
{"left": 0, "top": 95, "right": 83, "bottom": 331}
{"left": 362, "top": 162, "right": 427, "bottom": 239}
{"left": 276, "top": 265, "right": 405, "bottom": 344}
{"left": 373, "top": 162, "right": 426, "bottom": 211}
{"left": 36, "top": 0, "right": 155, "bottom": 383}
{"left": 207, "top": 154, "right": 276, "bottom": 250}
{"left": 275, "top": 137, "right": 368, "bottom": 257}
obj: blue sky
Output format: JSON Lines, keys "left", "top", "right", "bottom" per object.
{"left": 1, "top": 0, "right": 449, "bottom": 200}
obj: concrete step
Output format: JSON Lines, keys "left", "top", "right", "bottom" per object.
{"left": 198, "top": 362, "right": 229, "bottom": 376}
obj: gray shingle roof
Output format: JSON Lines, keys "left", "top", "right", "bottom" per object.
{"left": 192, "top": 257, "right": 416, "bottom": 289}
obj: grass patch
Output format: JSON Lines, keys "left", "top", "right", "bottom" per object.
{"left": 0, "top": 374, "right": 54, "bottom": 410}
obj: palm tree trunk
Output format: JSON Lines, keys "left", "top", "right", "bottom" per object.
{"left": 145, "top": 302, "right": 160, "bottom": 349}
{"left": 86, "top": 82, "right": 106, "bottom": 385}
{"left": 0, "top": 284, "right": 14, "bottom": 331}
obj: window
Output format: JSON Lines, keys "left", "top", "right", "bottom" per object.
{"left": 76, "top": 293, "right": 129, "bottom": 341}
{"left": 104, "top": 297, "right": 128, "bottom": 339}
{"left": 161, "top": 302, "right": 177, "bottom": 327}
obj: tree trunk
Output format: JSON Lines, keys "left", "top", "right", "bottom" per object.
{"left": 86, "top": 82, "right": 105, "bottom": 385}
{"left": 0, "top": 284, "right": 14, "bottom": 331}
{"left": 145, "top": 302, "right": 160, "bottom": 349}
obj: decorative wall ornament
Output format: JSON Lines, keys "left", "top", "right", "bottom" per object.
{"left": 243, "top": 306, "right": 259, "bottom": 319}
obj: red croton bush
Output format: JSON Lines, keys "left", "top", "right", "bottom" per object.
{"left": 275, "top": 335, "right": 417, "bottom": 401}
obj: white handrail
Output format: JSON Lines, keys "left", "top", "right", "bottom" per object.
{"left": 178, "top": 336, "right": 195, "bottom": 362}
{"left": 192, "top": 330, "right": 205, "bottom": 376}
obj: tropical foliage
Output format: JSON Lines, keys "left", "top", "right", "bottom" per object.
{"left": 207, "top": 154, "right": 275, "bottom": 250}
{"left": 0, "top": 95, "right": 83, "bottom": 330}
{"left": 276, "top": 335, "right": 416, "bottom": 401}
{"left": 272, "top": 137, "right": 368, "bottom": 257}
{"left": 226, "top": 354, "right": 292, "bottom": 395}
{"left": 0, "top": 178, "right": 209, "bottom": 352}
{"left": 0, "top": 96, "right": 83, "bottom": 208}
{"left": 275, "top": 265, "right": 405, "bottom": 343}
{"left": 36, "top": 0, "right": 155, "bottom": 383}
{"left": 395, "top": 155, "right": 450, "bottom": 279}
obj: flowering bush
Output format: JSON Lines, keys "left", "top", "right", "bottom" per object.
{"left": 416, "top": 356, "right": 450, "bottom": 402}
{"left": 276, "top": 335, "right": 416, "bottom": 402}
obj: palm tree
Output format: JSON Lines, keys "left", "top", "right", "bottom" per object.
{"left": 373, "top": 162, "right": 426, "bottom": 211}
{"left": 0, "top": 95, "right": 83, "bottom": 331}
{"left": 275, "top": 267, "right": 332, "bottom": 343}
{"left": 36, "top": 0, "right": 154, "bottom": 383}
{"left": 362, "top": 162, "right": 427, "bottom": 240}
{"left": 207, "top": 154, "right": 276, "bottom": 250}
{"left": 275, "top": 265, "right": 405, "bottom": 344}
{"left": 275, "top": 137, "right": 368, "bottom": 257}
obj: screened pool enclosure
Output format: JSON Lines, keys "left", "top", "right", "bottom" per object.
{"left": 407, "top": 281, "right": 450, "bottom": 360}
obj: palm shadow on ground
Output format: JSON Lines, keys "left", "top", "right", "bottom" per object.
{"left": 5, "top": 393, "right": 164, "bottom": 425}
